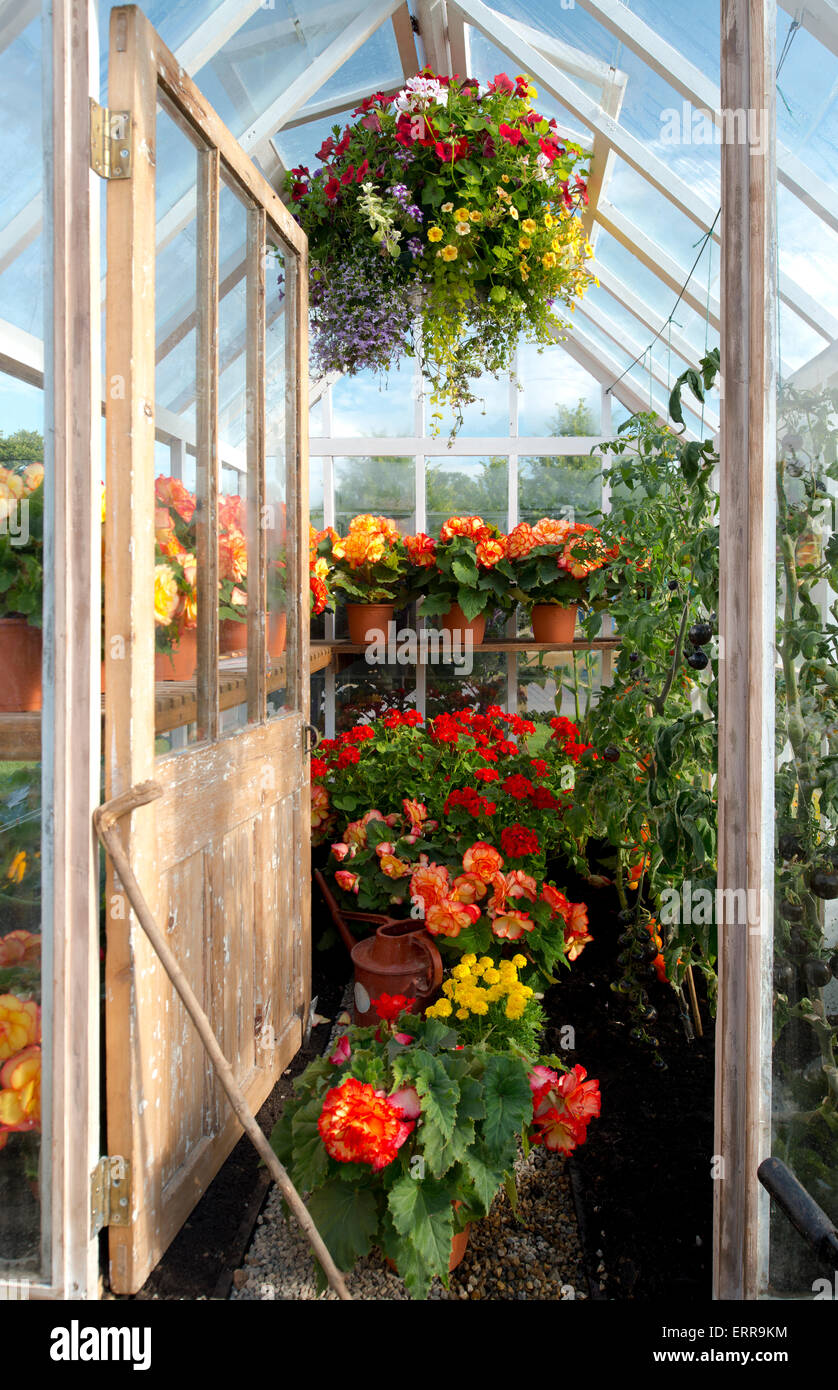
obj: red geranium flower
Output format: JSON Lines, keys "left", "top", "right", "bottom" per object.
{"left": 500, "top": 824, "right": 540, "bottom": 858}
{"left": 372, "top": 992, "right": 416, "bottom": 1023}
{"left": 488, "top": 72, "right": 515, "bottom": 93}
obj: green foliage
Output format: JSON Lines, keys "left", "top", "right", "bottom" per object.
{"left": 268, "top": 1010, "right": 557, "bottom": 1299}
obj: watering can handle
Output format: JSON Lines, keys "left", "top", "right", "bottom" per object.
{"left": 415, "top": 932, "right": 444, "bottom": 997}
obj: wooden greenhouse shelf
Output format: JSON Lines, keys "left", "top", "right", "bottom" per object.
{"left": 310, "top": 637, "right": 621, "bottom": 659}
{"left": 0, "top": 646, "right": 337, "bottom": 759}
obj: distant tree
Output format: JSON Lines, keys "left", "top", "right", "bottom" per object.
{"left": 547, "top": 398, "right": 598, "bottom": 438}
{"left": 426, "top": 455, "right": 508, "bottom": 527}
{"left": 0, "top": 428, "right": 43, "bottom": 462}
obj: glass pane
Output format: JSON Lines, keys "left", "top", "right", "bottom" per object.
{"left": 425, "top": 653, "right": 508, "bottom": 719}
{"left": 426, "top": 456, "right": 508, "bottom": 534}
{"left": 517, "top": 341, "right": 603, "bottom": 435}
{"left": 331, "top": 368, "right": 415, "bottom": 438}
{"left": 0, "top": 0, "right": 46, "bottom": 1269}
{"left": 265, "top": 231, "right": 292, "bottom": 721}
{"left": 336, "top": 659, "right": 417, "bottom": 731}
{"left": 217, "top": 175, "right": 251, "bottom": 733}
{"left": 769, "top": 354, "right": 838, "bottom": 1293}
{"left": 153, "top": 104, "right": 200, "bottom": 754}
{"left": 519, "top": 455, "right": 602, "bottom": 527}
{"left": 333, "top": 455, "right": 414, "bottom": 533}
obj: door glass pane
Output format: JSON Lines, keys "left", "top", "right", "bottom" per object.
{"left": 153, "top": 102, "right": 201, "bottom": 753}
{"left": 265, "top": 228, "right": 291, "bottom": 720}
{"left": 217, "top": 174, "right": 251, "bottom": 733}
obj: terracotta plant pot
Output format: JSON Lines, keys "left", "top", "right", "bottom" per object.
{"left": 0, "top": 617, "right": 42, "bottom": 712}
{"left": 386, "top": 1207, "right": 470, "bottom": 1275}
{"left": 268, "top": 610, "right": 287, "bottom": 659}
{"left": 155, "top": 629, "right": 198, "bottom": 682}
{"left": 439, "top": 603, "right": 485, "bottom": 646}
{"left": 346, "top": 602, "right": 395, "bottom": 645}
{"left": 219, "top": 618, "right": 246, "bottom": 656}
{"left": 531, "top": 602, "right": 577, "bottom": 643}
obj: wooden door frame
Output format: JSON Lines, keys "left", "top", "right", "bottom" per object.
{"left": 714, "top": 0, "right": 777, "bottom": 1300}
{"left": 104, "top": 4, "right": 309, "bottom": 1294}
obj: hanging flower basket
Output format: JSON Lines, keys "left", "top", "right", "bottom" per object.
{"left": 285, "top": 70, "right": 595, "bottom": 435}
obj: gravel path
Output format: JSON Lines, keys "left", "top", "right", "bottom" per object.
{"left": 231, "top": 1143, "right": 588, "bottom": 1301}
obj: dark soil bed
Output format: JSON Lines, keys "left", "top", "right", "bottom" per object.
{"left": 548, "top": 877, "right": 715, "bottom": 1301}
{"left": 125, "top": 870, "right": 714, "bottom": 1302}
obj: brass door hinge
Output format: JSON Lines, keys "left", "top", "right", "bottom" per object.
{"left": 89, "top": 99, "right": 132, "bottom": 180}
{"left": 90, "top": 1156, "right": 131, "bottom": 1236}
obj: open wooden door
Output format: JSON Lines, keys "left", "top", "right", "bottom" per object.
{"left": 103, "top": 5, "right": 310, "bottom": 1294}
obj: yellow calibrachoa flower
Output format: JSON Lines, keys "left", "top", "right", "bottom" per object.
{"left": 507, "top": 206, "right": 519, "bottom": 220}
{"left": 496, "top": 185, "right": 509, "bottom": 201}
{"left": 455, "top": 221, "right": 470, "bottom": 236}
{"left": 544, "top": 213, "right": 555, "bottom": 229}
{"left": 439, "top": 244, "right": 458, "bottom": 262}
{"left": 469, "top": 209, "right": 482, "bottom": 223}
{"left": 518, "top": 235, "right": 532, "bottom": 251}
{"left": 428, "top": 225, "right": 443, "bottom": 242}
{"left": 441, "top": 201, "right": 454, "bottom": 213}
{"left": 501, "top": 174, "right": 510, "bottom": 183}
{"left": 454, "top": 207, "right": 470, "bottom": 222}
{"left": 542, "top": 251, "right": 557, "bottom": 269}
{"left": 521, "top": 218, "right": 537, "bottom": 235}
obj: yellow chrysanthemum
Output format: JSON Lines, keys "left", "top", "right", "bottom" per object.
{"left": 456, "top": 1008, "right": 469, "bottom": 1021}
{"left": 428, "top": 226, "right": 443, "bottom": 242}
{"left": 512, "top": 954, "right": 527, "bottom": 969}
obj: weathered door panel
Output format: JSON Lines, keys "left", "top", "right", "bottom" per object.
{"left": 104, "top": 4, "right": 310, "bottom": 1294}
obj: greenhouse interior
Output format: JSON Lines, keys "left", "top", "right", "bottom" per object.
{"left": 0, "top": 0, "right": 837, "bottom": 1339}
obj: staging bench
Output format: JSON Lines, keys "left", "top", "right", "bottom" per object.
{"left": 0, "top": 646, "right": 339, "bottom": 759}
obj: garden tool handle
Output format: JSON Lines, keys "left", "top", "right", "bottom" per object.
{"left": 758, "top": 1156, "right": 838, "bottom": 1268}
{"left": 94, "top": 783, "right": 352, "bottom": 1301}
{"left": 415, "top": 932, "right": 444, "bottom": 997}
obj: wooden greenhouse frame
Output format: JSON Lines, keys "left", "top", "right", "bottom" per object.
{"left": 0, "top": 0, "right": 830, "bottom": 1302}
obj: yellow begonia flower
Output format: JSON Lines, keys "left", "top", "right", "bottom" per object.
{"left": 6, "top": 851, "right": 26, "bottom": 884}
{"left": 440, "top": 244, "right": 458, "bottom": 261}
{"left": 428, "top": 226, "right": 443, "bottom": 242}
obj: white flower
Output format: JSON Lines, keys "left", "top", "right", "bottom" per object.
{"left": 455, "top": 221, "right": 470, "bottom": 236}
